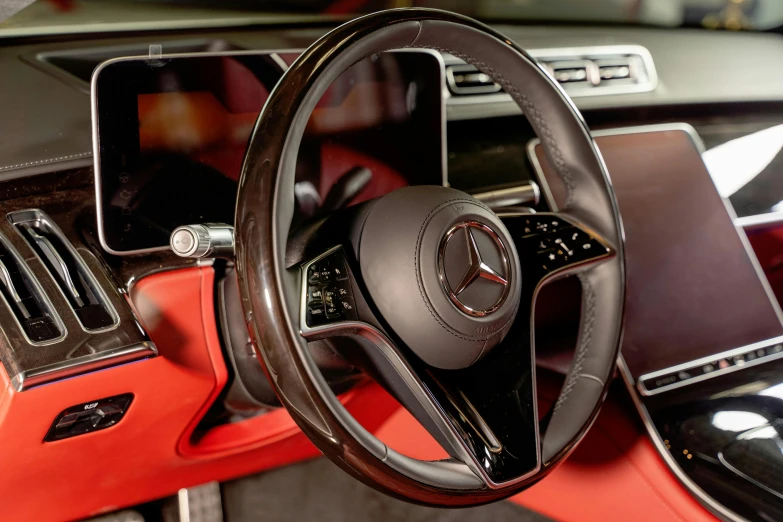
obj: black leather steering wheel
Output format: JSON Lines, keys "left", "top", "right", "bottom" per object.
{"left": 235, "top": 8, "right": 625, "bottom": 506}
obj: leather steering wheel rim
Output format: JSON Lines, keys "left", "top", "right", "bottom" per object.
{"left": 235, "top": 8, "right": 625, "bottom": 506}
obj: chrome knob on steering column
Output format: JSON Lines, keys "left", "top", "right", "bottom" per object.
{"left": 170, "top": 223, "right": 234, "bottom": 258}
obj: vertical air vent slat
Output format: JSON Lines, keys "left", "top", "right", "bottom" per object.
{"left": 0, "top": 259, "right": 30, "bottom": 319}
{"left": 23, "top": 227, "right": 85, "bottom": 307}
{"left": 9, "top": 210, "right": 118, "bottom": 332}
{"left": 0, "top": 233, "right": 64, "bottom": 343}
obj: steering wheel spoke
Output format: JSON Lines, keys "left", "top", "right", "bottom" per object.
{"left": 298, "top": 243, "right": 541, "bottom": 487}
{"left": 421, "top": 320, "right": 542, "bottom": 486}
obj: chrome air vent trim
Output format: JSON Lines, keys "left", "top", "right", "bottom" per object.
{"left": 8, "top": 209, "right": 120, "bottom": 333}
{"left": 445, "top": 45, "right": 657, "bottom": 102}
{"left": 0, "top": 207, "right": 156, "bottom": 391}
{"left": 11, "top": 342, "right": 157, "bottom": 392}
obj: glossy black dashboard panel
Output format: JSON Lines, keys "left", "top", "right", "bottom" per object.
{"left": 645, "top": 359, "right": 783, "bottom": 522}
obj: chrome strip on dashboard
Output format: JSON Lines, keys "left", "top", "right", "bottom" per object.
{"left": 617, "top": 357, "right": 745, "bottom": 522}
{"left": 11, "top": 341, "right": 157, "bottom": 391}
{"left": 472, "top": 182, "right": 540, "bottom": 209}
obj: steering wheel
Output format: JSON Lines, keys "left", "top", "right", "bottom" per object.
{"left": 235, "top": 8, "right": 625, "bottom": 506}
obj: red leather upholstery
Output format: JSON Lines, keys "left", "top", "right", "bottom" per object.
{"left": 0, "top": 267, "right": 397, "bottom": 521}
{"left": 746, "top": 223, "right": 783, "bottom": 305}
{"left": 376, "top": 379, "right": 717, "bottom": 522}
{"left": 0, "top": 266, "right": 717, "bottom": 521}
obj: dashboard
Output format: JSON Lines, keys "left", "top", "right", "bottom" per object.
{"left": 2, "top": 17, "right": 783, "bottom": 522}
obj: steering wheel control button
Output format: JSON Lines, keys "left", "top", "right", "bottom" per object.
{"left": 307, "top": 301, "right": 326, "bottom": 323}
{"left": 304, "top": 248, "right": 358, "bottom": 327}
{"left": 308, "top": 266, "right": 322, "bottom": 285}
{"left": 332, "top": 258, "right": 349, "bottom": 281}
{"left": 45, "top": 394, "right": 134, "bottom": 442}
{"left": 511, "top": 215, "right": 609, "bottom": 276}
{"left": 313, "top": 259, "right": 334, "bottom": 283}
{"left": 170, "top": 223, "right": 234, "bottom": 258}
{"left": 339, "top": 298, "right": 356, "bottom": 314}
{"left": 324, "top": 288, "right": 340, "bottom": 318}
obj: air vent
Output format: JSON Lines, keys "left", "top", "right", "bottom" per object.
{"left": 9, "top": 210, "right": 118, "bottom": 332}
{"left": 445, "top": 45, "right": 656, "bottom": 99}
{"left": 0, "top": 233, "right": 65, "bottom": 344}
{"left": 548, "top": 60, "right": 594, "bottom": 85}
{"left": 446, "top": 64, "right": 502, "bottom": 95}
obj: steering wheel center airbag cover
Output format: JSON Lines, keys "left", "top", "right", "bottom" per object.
{"left": 359, "top": 186, "right": 521, "bottom": 369}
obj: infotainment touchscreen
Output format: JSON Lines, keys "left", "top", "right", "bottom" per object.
{"left": 93, "top": 51, "right": 444, "bottom": 253}
{"left": 530, "top": 125, "right": 783, "bottom": 379}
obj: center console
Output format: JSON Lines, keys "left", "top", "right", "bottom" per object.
{"left": 531, "top": 124, "right": 783, "bottom": 522}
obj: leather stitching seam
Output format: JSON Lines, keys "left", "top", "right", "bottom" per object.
{"left": 553, "top": 273, "right": 596, "bottom": 413}
{"left": 0, "top": 151, "right": 92, "bottom": 172}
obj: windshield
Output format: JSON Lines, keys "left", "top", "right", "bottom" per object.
{"left": 2, "top": 0, "right": 782, "bottom": 37}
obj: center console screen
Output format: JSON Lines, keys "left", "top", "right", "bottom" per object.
{"left": 530, "top": 125, "right": 783, "bottom": 379}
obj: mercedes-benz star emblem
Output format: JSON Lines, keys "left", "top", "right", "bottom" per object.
{"left": 438, "top": 221, "right": 511, "bottom": 317}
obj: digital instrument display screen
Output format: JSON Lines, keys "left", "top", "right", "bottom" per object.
{"left": 137, "top": 91, "right": 259, "bottom": 181}
{"left": 94, "top": 51, "right": 444, "bottom": 253}
{"left": 531, "top": 127, "right": 783, "bottom": 378}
